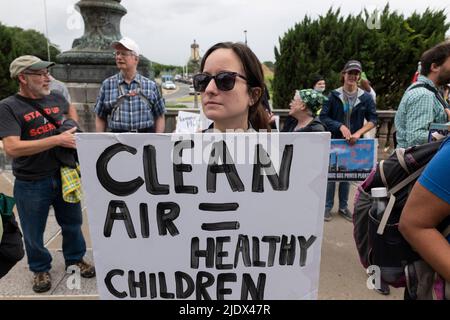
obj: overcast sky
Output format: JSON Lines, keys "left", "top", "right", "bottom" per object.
{"left": 0, "top": 0, "right": 448, "bottom": 65}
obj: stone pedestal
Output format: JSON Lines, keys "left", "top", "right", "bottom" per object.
{"left": 52, "top": 0, "right": 152, "bottom": 131}
{"left": 66, "top": 83, "right": 101, "bottom": 132}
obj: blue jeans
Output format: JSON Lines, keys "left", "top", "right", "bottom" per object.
{"left": 14, "top": 174, "right": 86, "bottom": 273}
{"left": 325, "top": 181, "right": 350, "bottom": 210}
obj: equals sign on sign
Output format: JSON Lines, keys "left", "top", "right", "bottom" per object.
{"left": 199, "top": 203, "right": 240, "bottom": 231}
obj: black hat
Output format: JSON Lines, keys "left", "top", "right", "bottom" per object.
{"left": 311, "top": 74, "right": 325, "bottom": 87}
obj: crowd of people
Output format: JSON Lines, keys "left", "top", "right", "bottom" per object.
{"left": 0, "top": 36, "right": 449, "bottom": 299}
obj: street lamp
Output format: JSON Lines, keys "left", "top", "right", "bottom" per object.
{"left": 244, "top": 30, "right": 247, "bottom": 46}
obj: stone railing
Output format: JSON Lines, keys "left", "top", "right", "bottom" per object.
{"left": 164, "top": 108, "right": 396, "bottom": 159}
{"left": 373, "top": 110, "right": 396, "bottom": 159}
{"left": 0, "top": 108, "right": 396, "bottom": 171}
{"left": 73, "top": 107, "right": 398, "bottom": 158}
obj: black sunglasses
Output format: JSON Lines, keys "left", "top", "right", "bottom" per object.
{"left": 193, "top": 71, "right": 247, "bottom": 92}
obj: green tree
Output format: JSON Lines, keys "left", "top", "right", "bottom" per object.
{"left": 0, "top": 23, "right": 60, "bottom": 100}
{"left": 151, "top": 62, "right": 183, "bottom": 78}
{"left": 0, "top": 24, "right": 17, "bottom": 99}
{"left": 273, "top": 6, "right": 449, "bottom": 110}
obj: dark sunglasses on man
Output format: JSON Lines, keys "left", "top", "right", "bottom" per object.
{"left": 193, "top": 71, "right": 247, "bottom": 92}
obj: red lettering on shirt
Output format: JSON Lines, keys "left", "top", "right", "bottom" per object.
{"left": 23, "top": 106, "right": 61, "bottom": 123}
{"left": 23, "top": 111, "right": 41, "bottom": 122}
{"left": 29, "top": 123, "right": 56, "bottom": 137}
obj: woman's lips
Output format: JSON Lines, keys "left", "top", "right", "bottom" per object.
{"left": 205, "top": 101, "right": 222, "bottom": 107}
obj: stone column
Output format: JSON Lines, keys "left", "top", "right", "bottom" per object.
{"left": 52, "top": 0, "right": 151, "bottom": 131}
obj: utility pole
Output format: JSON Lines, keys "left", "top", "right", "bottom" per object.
{"left": 43, "top": 0, "right": 51, "bottom": 61}
{"left": 244, "top": 30, "right": 247, "bottom": 46}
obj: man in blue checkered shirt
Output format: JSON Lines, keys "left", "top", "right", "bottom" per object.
{"left": 395, "top": 41, "right": 450, "bottom": 148}
{"left": 94, "top": 37, "right": 166, "bottom": 133}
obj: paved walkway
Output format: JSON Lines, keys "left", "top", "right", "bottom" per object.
{"left": 0, "top": 168, "right": 402, "bottom": 300}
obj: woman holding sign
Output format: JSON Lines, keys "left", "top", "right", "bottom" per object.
{"left": 193, "top": 42, "right": 270, "bottom": 132}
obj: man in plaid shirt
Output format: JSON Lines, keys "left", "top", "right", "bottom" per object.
{"left": 395, "top": 41, "right": 450, "bottom": 148}
{"left": 94, "top": 37, "right": 166, "bottom": 133}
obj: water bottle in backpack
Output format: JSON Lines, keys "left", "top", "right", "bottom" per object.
{"left": 369, "top": 187, "right": 388, "bottom": 220}
{"left": 368, "top": 187, "right": 409, "bottom": 286}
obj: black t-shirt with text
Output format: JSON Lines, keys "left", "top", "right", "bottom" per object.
{"left": 0, "top": 92, "right": 69, "bottom": 180}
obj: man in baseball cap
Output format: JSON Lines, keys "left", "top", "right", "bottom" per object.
{"left": 319, "top": 58, "right": 377, "bottom": 224}
{"left": 342, "top": 60, "right": 362, "bottom": 73}
{"left": 9, "top": 55, "right": 55, "bottom": 79}
{"left": 0, "top": 56, "right": 95, "bottom": 293}
{"left": 94, "top": 36, "right": 166, "bottom": 133}
{"left": 111, "top": 37, "right": 140, "bottom": 56}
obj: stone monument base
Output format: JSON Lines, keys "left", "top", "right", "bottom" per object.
{"left": 66, "top": 83, "right": 100, "bottom": 132}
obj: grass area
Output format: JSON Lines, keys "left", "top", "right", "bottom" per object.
{"left": 265, "top": 74, "right": 274, "bottom": 98}
{"left": 175, "top": 96, "right": 196, "bottom": 103}
{"left": 166, "top": 103, "right": 189, "bottom": 109}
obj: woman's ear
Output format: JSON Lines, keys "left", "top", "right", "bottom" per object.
{"left": 250, "top": 87, "right": 262, "bottom": 105}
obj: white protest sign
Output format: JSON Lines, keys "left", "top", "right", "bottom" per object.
{"left": 76, "top": 132, "right": 330, "bottom": 300}
{"left": 273, "top": 115, "right": 280, "bottom": 131}
{"left": 175, "top": 111, "right": 201, "bottom": 133}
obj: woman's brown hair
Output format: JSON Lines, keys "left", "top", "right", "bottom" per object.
{"left": 200, "top": 42, "right": 270, "bottom": 131}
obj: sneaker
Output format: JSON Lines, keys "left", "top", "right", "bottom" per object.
{"left": 67, "top": 259, "right": 96, "bottom": 278}
{"left": 338, "top": 208, "right": 353, "bottom": 222}
{"left": 374, "top": 281, "right": 391, "bottom": 295}
{"left": 324, "top": 208, "right": 333, "bottom": 221}
{"left": 33, "top": 272, "right": 51, "bottom": 293}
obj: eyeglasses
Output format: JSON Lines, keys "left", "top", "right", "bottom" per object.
{"left": 22, "top": 71, "right": 50, "bottom": 78}
{"left": 114, "top": 51, "right": 135, "bottom": 57}
{"left": 193, "top": 71, "right": 247, "bottom": 92}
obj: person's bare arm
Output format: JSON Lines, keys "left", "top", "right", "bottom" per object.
{"left": 399, "top": 182, "right": 450, "bottom": 282}
{"left": 2, "top": 127, "right": 78, "bottom": 158}
{"left": 66, "top": 104, "right": 79, "bottom": 122}
{"left": 348, "top": 121, "right": 376, "bottom": 145}
{"left": 95, "top": 116, "right": 107, "bottom": 132}
{"left": 154, "top": 115, "right": 165, "bottom": 133}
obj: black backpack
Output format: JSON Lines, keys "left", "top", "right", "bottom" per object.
{"left": 353, "top": 139, "right": 449, "bottom": 288}
{"left": 0, "top": 194, "right": 24, "bottom": 279}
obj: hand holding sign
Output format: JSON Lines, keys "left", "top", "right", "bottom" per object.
{"left": 57, "top": 127, "right": 77, "bottom": 149}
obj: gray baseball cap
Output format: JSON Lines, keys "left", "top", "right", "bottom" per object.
{"left": 343, "top": 60, "right": 362, "bottom": 73}
{"left": 10, "top": 55, "right": 55, "bottom": 79}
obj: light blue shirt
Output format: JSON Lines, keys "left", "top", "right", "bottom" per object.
{"left": 395, "top": 76, "right": 448, "bottom": 148}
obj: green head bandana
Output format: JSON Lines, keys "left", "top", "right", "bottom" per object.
{"left": 296, "top": 89, "right": 328, "bottom": 115}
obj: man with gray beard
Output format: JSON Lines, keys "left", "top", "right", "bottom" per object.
{"left": 0, "top": 55, "right": 95, "bottom": 293}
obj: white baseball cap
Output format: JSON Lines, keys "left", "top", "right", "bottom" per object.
{"left": 111, "top": 37, "right": 140, "bottom": 56}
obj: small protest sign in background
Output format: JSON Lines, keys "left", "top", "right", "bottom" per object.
{"left": 328, "top": 139, "right": 377, "bottom": 181}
